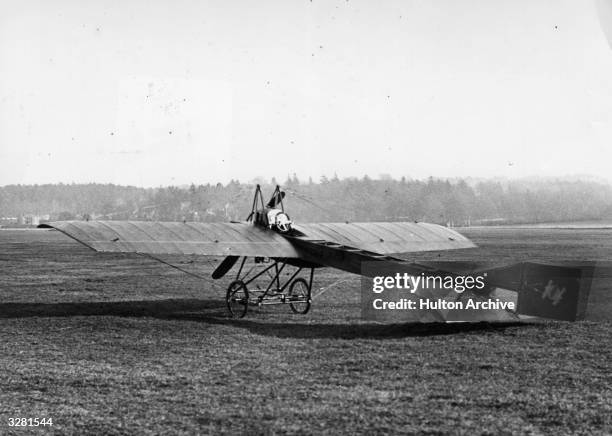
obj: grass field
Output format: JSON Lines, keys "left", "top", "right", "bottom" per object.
{"left": 0, "top": 227, "right": 611, "bottom": 435}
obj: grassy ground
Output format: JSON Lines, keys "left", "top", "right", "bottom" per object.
{"left": 0, "top": 228, "right": 611, "bottom": 435}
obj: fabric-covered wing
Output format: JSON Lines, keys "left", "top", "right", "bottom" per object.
{"left": 39, "top": 221, "right": 300, "bottom": 258}
{"left": 292, "top": 222, "right": 475, "bottom": 254}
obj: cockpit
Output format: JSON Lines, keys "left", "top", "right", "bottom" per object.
{"left": 255, "top": 208, "right": 292, "bottom": 233}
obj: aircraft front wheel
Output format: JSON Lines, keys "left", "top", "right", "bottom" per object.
{"left": 288, "top": 277, "right": 311, "bottom": 315}
{"left": 226, "top": 280, "right": 249, "bottom": 318}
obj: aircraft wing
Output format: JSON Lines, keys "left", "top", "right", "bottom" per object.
{"left": 39, "top": 220, "right": 300, "bottom": 258}
{"left": 292, "top": 222, "right": 475, "bottom": 254}
{"left": 40, "top": 220, "right": 473, "bottom": 259}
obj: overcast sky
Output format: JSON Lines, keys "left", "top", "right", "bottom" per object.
{"left": 1, "top": 0, "right": 612, "bottom": 187}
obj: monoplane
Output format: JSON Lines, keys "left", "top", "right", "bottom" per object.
{"left": 40, "top": 185, "right": 593, "bottom": 322}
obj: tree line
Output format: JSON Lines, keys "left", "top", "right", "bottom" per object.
{"left": 1, "top": 176, "right": 611, "bottom": 225}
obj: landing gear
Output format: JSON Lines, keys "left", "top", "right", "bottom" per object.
{"left": 224, "top": 257, "right": 314, "bottom": 318}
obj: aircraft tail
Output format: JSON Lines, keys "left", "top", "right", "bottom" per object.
{"left": 484, "top": 262, "right": 594, "bottom": 321}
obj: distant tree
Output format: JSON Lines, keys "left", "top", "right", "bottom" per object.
{"left": 57, "top": 211, "right": 75, "bottom": 221}
{"left": 1, "top": 178, "right": 612, "bottom": 225}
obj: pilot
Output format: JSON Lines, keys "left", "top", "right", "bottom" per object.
{"left": 266, "top": 208, "right": 292, "bottom": 233}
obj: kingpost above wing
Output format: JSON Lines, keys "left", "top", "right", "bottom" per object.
{"left": 39, "top": 220, "right": 300, "bottom": 258}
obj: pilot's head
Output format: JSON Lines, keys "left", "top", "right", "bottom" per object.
{"left": 266, "top": 208, "right": 292, "bottom": 233}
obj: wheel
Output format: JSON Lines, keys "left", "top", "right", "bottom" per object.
{"left": 288, "top": 277, "right": 311, "bottom": 314}
{"left": 226, "top": 280, "right": 249, "bottom": 318}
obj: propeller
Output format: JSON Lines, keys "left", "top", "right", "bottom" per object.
{"left": 212, "top": 255, "right": 240, "bottom": 279}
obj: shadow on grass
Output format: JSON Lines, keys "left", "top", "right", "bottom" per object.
{"left": 0, "top": 299, "right": 227, "bottom": 319}
{"left": 0, "top": 298, "right": 527, "bottom": 338}
{"left": 203, "top": 318, "right": 526, "bottom": 338}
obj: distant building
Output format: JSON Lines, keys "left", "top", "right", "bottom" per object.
{"left": 11, "top": 214, "right": 49, "bottom": 226}
{"left": 472, "top": 218, "right": 509, "bottom": 226}
{"left": 23, "top": 215, "right": 40, "bottom": 226}
{"left": 0, "top": 217, "right": 19, "bottom": 227}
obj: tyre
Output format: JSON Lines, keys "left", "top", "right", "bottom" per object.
{"left": 226, "top": 280, "right": 249, "bottom": 318}
{"left": 288, "top": 277, "right": 311, "bottom": 314}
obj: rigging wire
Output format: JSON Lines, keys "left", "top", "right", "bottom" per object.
{"left": 311, "top": 278, "right": 355, "bottom": 300}
{"left": 137, "top": 253, "right": 227, "bottom": 291}
{"left": 282, "top": 188, "right": 356, "bottom": 220}
{"left": 138, "top": 251, "right": 352, "bottom": 300}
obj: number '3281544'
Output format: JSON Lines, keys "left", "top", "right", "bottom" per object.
{"left": 8, "top": 417, "right": 53, "bottom": 426}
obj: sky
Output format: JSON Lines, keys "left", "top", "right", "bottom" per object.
{"left": 1, "top": 0, "right": 612, "bottom": 187}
